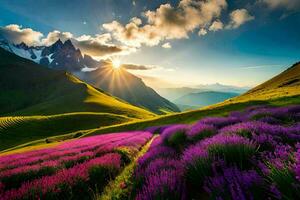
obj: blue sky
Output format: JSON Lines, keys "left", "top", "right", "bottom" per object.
{"left": 0, "top": 0, "right": 300, "bottom": 88}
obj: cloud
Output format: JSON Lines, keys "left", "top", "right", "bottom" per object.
{"left": 226, "top": 9, "right": 254, "bottom": 29}
{"left": 209, "top": 20, "right": 224, "bottom": 31}
{"left": 72, "top": 33, "right": 129, "bottom": 57}
{"left": 238, "top": 64, "right": 281, "bottom": 70}
{"left": 41, "top": 30, "right": 73, "bottom": 45}
{"left": 162, "top": 42, "right": 172, "bottom": 49}
{"left": 198, "top": 28, "right": 208, "bottom": 36}
{"left": 0, "top": 24, "right": 43, "bottom": 46}
{"left": 260, "top": 0, "right": 300, "bottom": 11}
{"left": 0, "top": 24, "right": 134, "bottom": 58}
{"left": 103, "top": 0, "right": 227, "bottom": 47}
{"left": 122, "top": 63, "right": 156, "bottom": 70}
{"left": 42, "top": 31, "right": 132, "bottom": 57}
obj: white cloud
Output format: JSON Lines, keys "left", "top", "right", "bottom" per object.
{"left": 260, "top": 0, "right": 300, "bottom": 11}
{"left": 41, "top": 31, "right": 130, "bottom": 57}
{"left": 41, "top": 30, "right": 73, "bottom": 45}
{"left": 0, "top": 24, "right": 43, "bottom": 46}
{"left": 198, "top": 28, "right": 208, "bottom": 36}
{"left": 162, "top": 42, "right": 172, "bottom": 49}
{"left": 0, "top": 24, "right": 134, "bottom": 58}
{"left": 209, "top": 20, "right": 224, "bottom": 31}
{"left": 103, "top": 0, "right": 227, "bottom": 47}
{"left": 226, "top": 9, "right": 254, "bottom": 29}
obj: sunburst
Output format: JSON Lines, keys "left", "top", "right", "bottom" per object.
{"left": 112, "top": 59, "right": 121, "bottom": 69}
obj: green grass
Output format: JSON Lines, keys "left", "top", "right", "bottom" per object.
{"left": 0, "top": 47, "right": 157, "bottom": 151}
{"left": 98, "top": 136, "right": 155, "bottom": 200}
{"left": 0, "top": 48, "right": 155, "bottom": 119}
{"left": 84, "top": 95, "right": 300, "bottom": 137}
{"left": 4, "top": 94, "right": 298, "bottom": 154}
{"left": 0, "top": 112, "right": 132, "bottom": 150}
{"left": 1, "top": 50, "right": 300, "bottom": 153}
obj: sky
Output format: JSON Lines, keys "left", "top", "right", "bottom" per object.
{"left": 0, "top": 0, "right": 300, "bottom": 88}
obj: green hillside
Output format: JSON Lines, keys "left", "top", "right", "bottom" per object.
{"left": 0, "top": 48, "right": 155, "bottom": 150}
{"left": 233, "top": 62, "right": 300, "bottom": 102}
{"left": 78, "top": 65, "right": 180, "bottom": 114}
{"left": 27, "top": 61, "right": 300, "bottom": 149}
{"left": 0, "top": 48, "right": 155, "bottom": 118}
{"left": 0, "top": 113, "right": 131, "bottom": 150}
{"left": 86, "top": 62, "right": 300, "bottom": 135}
{"left": 2, "top": 58, "right": 300, "bottom": 153}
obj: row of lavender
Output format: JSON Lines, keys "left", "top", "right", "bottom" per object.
{"left": 0, "top": 131, "right": 152, "bottom": 200}
{"left": 135, "top": 105, "right": 300, "bottom": 199}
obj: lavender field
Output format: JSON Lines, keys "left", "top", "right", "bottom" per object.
{"left": 1, "top": 105, "right": 300, "bottom": 200}
{"left": 134, "top": 105, "right": 300, "bottom": 200}
{"left": 0, "top": 132, "right": 152, "bottom": 200}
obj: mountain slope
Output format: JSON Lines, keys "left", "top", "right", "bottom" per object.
{"left": 0, "top": 47, "right": 156, "bottom": 150}
{"left": 77, "top": 66, "right": 180, "bottom": 114}
{"left": 235, "top": 62, "right": 300, "bottom": 102}
{"left": 0, "top": 38, "right": 179, "bottom": 114}
{"left": 3, "top": 61, "right": 300, "bottom": 152}
{"left": 174, "top": 91, "right": 239, "bottom": 108}
{"left": 0, "top": 47, "right": 155, "bottom": 118}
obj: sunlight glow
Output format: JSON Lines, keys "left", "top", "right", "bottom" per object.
{"left": 112, "top": 59, "right": 121, "bottom": 69}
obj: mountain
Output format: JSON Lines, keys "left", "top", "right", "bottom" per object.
{"left": 76, "top": 66, "right": 180, "bottom": 114}
{"left": 0, "top": 47, "right": 155, "bottom": 118}
{"left": 174, "top": 91, "right": 239, "bottom": 109}
{"left": 0, "top": 47, "right": 157, "bottom": 150}
{"left": 156, "top": 84, "right": 249, "bottom": 101}
{"left": 196, "top": 83, "right": 250, "bottom": 94}
{"left": 0, "top": 38, "right": 86, "bottom": 71}
{"left": 85, "top": 62, "right": 300, "bottom": 139}
{"left": 156, "top": 87, "right": 201, "bottom": 101}
{"left": 0, "top": 38, "right": 179, "bottom": 114}
{"left": 235, "top": 62, "right": 300, "bottom": 102}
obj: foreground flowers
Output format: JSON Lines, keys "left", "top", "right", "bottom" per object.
{"left": 1, "top": 105, "right": 300, "bottom": 199}
{"left": 133, "top": 105, "right": 300, "bottom": 199}
{"left": 0, "top": 131, "right": 152, "bottom": 200}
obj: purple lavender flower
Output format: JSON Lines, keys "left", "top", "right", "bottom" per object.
{"left": 161, "top": 125, "right": 189, "bottom": 142}
{"left": 137, "top": 146, "right": 177, "bottom": 169}
{"left": 161, "top": 125, "right": 189, "bottom": 149}
{"left": 199, "top": 116, "right": 242, "bottom": 128}
{"left": 220, "top": 121, "right": 300, "bottom": 143}
{"left": 187, "top": 122, "right": 217, "bottom": 142}
{"left": 135, "top": 169, "right": 186, "bottom": 200}
{"left": 204, "top": 167, "right": 264, "bottom": 200}
{"left": 270, "top": 184, "right": 282, "bottom": 199}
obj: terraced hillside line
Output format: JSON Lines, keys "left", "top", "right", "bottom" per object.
{"left": 98, "top": 135, "right": 157, "bottom": 200}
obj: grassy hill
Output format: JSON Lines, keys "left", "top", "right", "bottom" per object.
{"left": 2, "top": 59, "right": 300, "bottom": 153}
{"left": 0, "top": 113, "right": 132, "bottom": 150}
{"left": 0, "top": 48, "right": 155, "bottom": 150}
{"left": 0, "top": 48, "right": 155, "bottom": 118}
{"left": 77, "top": 65, "right": 180, "bottom": 114}
{"left": 233, "top": 62, "right": 300, "bottom": 102}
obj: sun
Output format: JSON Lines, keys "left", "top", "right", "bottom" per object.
{"left": 112, "top": 59, "right": 121, "bottom": 69}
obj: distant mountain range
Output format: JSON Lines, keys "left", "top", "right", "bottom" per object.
{"left": 0, "top": 38, "right": 179, "bottom": 114}
{"left": 174, "top": 91, "right": 239, "bottom": 110}
{"left": 156, "top": 84, "right": 249, "bottom": 101}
